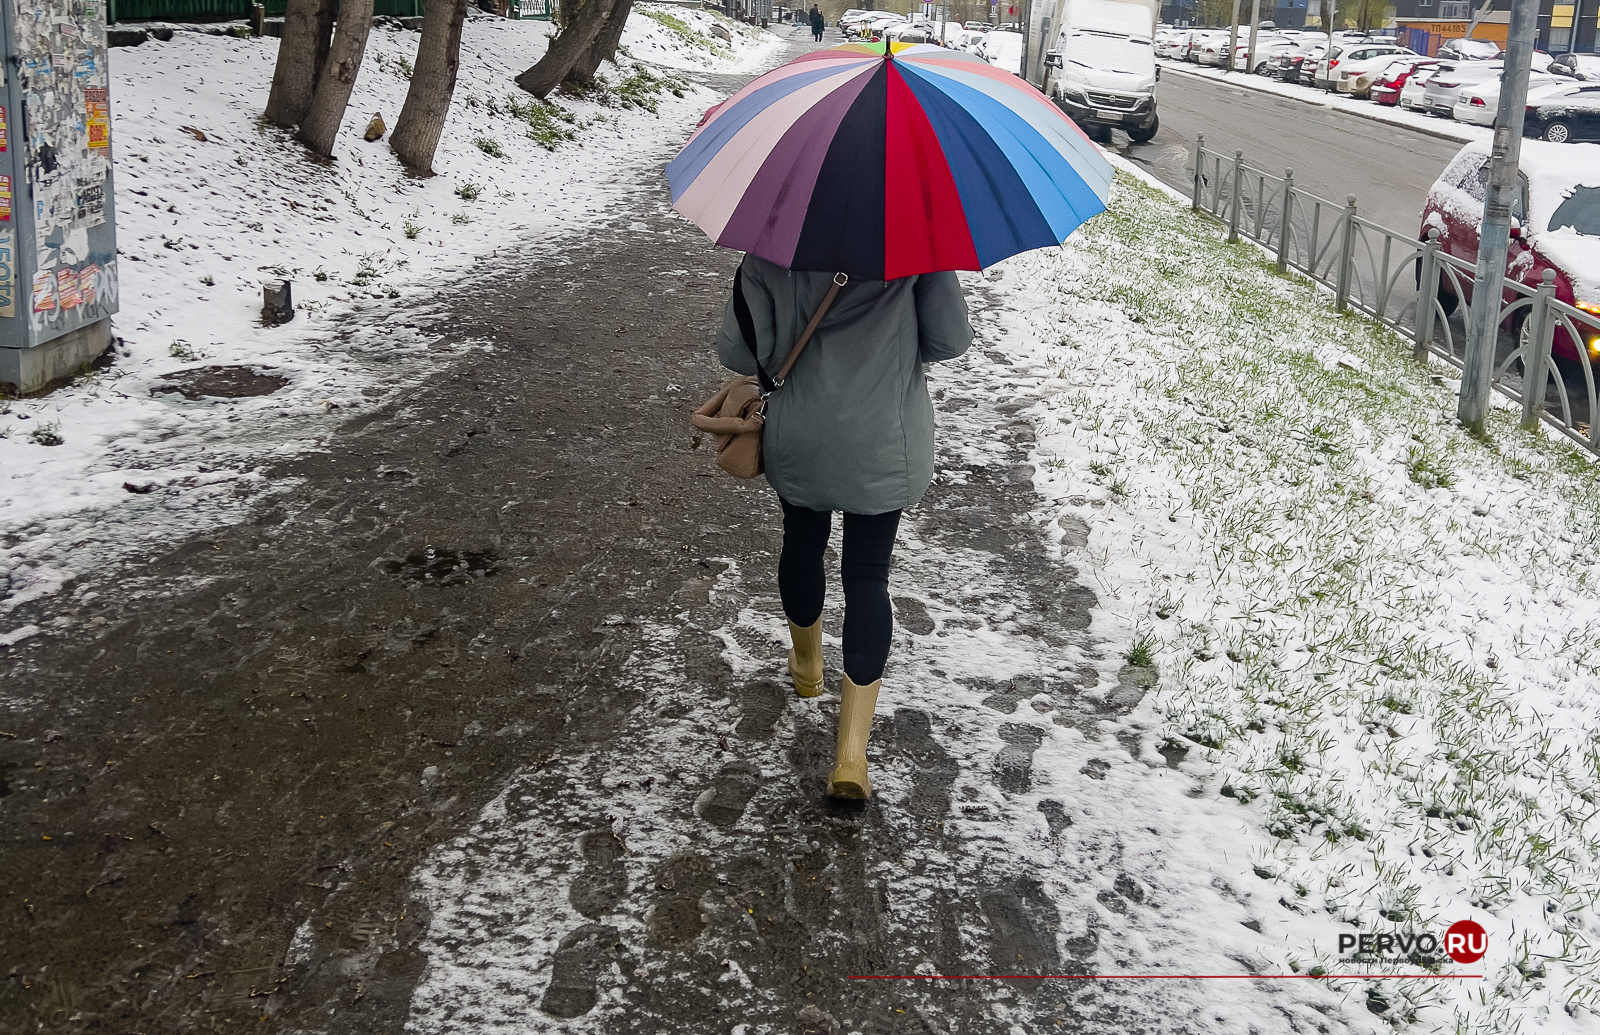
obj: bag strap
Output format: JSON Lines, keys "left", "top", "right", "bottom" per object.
{"left": 731, "top": 263, "right": 849, "bottom": 393}
{"left": 773, "top": 272, "right": 849, "bottom": 386}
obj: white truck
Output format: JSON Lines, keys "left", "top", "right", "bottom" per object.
{"left": 1042, "top": 0, "right": 1160, "bottom": 143}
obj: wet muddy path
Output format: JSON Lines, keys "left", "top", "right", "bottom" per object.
{"left": 0, "top": 36, "right": 1336, "bottom": 1035}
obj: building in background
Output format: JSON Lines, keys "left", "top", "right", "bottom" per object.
{"left": 1393, "top": 0, "right": 1598, "bottom": 56}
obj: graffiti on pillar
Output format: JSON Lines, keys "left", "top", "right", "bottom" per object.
{"left": 12, "top": 0, "right": 118, "bottom": 334}
{"left": 0, "top": 229, "right": 15, "bottom": 318}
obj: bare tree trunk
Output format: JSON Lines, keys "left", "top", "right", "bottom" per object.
{"left": 299, "top": 0, "right": 378, "bottom": 158}
{"left": 390, "top": 0, "right": 471, "bottom": 174}
{"left": 514, "top": 0, "right": 614, "bottom": 98}
{"left": 563, "top": 0, "right": 633, "bottom": 91}
{"left": 265, "top": 0, "right": 337, "bottom": 127}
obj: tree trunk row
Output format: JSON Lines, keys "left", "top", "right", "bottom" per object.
{"left": 264, "top": 0, "right": 337, "bottom": 128}
{"left": 565, "top": 0, "right": 633, "bottom": 91}
{"left": 299, "top": 0, "right": 378, "bottom": 157}
{"left": 391, "top": 0, "right": 472, "bottom": 173}
{"left": 515, "top": 0, "right": 634, "bottom": 99}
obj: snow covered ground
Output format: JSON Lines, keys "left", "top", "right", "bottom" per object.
{"left": 401, "top": 166, "right": 1600, "bottom": 1035}
{"left": 1159, "top": 59, "right": 1489, "bottom": 145}
{"left": 970, "top": 161, "right": 1600, "bottom": 1033}
{"left": 0, "top": 8, "right": 780, "bottom": 624}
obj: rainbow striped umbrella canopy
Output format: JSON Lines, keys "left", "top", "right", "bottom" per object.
{"left": 664, "top": 41, "right": 1114, "bottom": 281}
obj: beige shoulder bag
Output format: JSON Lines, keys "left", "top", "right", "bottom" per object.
{"left": 691, "top": 265, "right": 848, "bottom": 479}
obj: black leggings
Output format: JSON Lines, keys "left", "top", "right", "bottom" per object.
{"left": 778, "top": 497, "right": 902, "bottom": 685}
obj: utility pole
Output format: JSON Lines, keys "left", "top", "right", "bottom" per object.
{"left": 1225, "top": 0, "right": 1241, "bottom": 71}
{"left": 1245, "top": 0, "right": 1261, "bottom": 71}
{"left": 1021, "top": 0, "right": 1032, "bottom": 79}
{"left": 1458, "top": 0, "right": 1538, "bottom": 434}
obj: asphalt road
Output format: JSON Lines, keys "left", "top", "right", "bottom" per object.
{"left": 1105, "top": 66, "right": 1467, "bottom": 234}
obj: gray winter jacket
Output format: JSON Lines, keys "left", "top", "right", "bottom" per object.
{"left": 716, "top": 254, "right": 973, "bottom": 515}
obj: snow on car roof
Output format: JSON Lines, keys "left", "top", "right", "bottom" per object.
{"left": 1445, "top": 140, "right": 1600, "bottom": 299}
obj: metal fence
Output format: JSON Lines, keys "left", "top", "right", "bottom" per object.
{"left": 1190, "top": 136, "right": 1600, "bottom": 455}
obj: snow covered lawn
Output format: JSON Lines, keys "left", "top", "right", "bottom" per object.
{"left": 976, "top": 165, "right": 1600, "bottom": 1032}
{"left": 0, "top": 9, "right": 779, "bottom": 619}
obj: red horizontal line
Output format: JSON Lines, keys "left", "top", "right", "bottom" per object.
{"left": 848, "top": 974, "right": 1483, "bottom": 981}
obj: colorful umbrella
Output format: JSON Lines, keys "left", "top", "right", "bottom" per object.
{"left": 664, "top": 41, "right": 1114, "bottom": 281}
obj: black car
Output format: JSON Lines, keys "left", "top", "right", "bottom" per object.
{"left": 1275, "top": 43, "right": 1325, "bottom": 84}
{"left": 1523, "top": 83, "right": 1600, "bottom": 143}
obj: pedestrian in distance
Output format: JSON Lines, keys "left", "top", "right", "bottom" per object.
{"left": 716, "top": 256, "right": 973, "bottom": 799}
{"left": 809, "top": 5, "right": 825, "bottom": 42}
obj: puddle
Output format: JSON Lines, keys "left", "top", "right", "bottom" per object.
{"left": 152, "top": 365, "right": 290, "bottom": 400}
{"left": 382, "top": 547, "right": 499, "bottom": 586}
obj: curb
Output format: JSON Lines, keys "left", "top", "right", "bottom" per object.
{"left": 1158, "top": 60, "right": 1479, "bottom": 147}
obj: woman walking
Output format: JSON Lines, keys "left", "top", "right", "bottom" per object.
{"left": 716, "top": 254, "right": 972, "bottom": 799}
{"left": 809, "top": 4, "right": 826, "bottom": 42}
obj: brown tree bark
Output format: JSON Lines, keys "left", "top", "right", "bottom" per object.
{"left": 513, "top": 0, "right": 615, "bottom": 98}
{"left": 390, "top": 0, "right": 472, "bottom": 174}
{"left": 563, "top": 0, "right": 633, "bottom": 91}
{"left": 264, "top": 0, "right": 337, "bottom": 128}
{"left": 298, "top": 0, "right": 378, "bottom": 158}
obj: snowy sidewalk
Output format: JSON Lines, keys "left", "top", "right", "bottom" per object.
{"left": 0, "top": 5, "right": 782, "bottom": 622}
{"left": 5, "top": 21, "right": 1598, "bottom": 1035}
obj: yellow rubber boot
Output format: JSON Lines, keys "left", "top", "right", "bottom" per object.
{"left": 827, "top": 675, "right": 880, "bottom": 800}
{"left": 787, "top": 619, "right": 825, "bottom": 698}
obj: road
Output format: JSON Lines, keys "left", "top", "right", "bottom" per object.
{"left": 1106, "top": 66, "right": 1466, "bottom": 234}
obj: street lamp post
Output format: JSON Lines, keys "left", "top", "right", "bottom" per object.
{"left": 1457, "top": 0, "right": 1539, "bottom": 433}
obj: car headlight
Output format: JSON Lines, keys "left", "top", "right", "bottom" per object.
{"left": 1578, "top": 300, "right": 1600, "bottom": 318}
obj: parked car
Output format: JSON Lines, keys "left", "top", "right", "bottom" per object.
{"left": 1421, "top": 140, "right": 1600, "bottom": 363}
{"left": 1421, "top": 59, "right": 1504, "bottom": 117}
{"left": 1399, "top": 65, "right": 1437, "bottom": 109}
{"left": 1184, "top": 29, "right": 1226, "bottom": 62}
{"left": 1196, "top": 32, "right": 1235, "bottom": 66}
{"left": 963, "top": 20, "right": 989, "bottom": 29}
{"left": 1155, "top": 32, "right": 1188, "bottom": 59}
{"left": 1368, "top": 57, "right": 1437, "bottom": 105}
{"left": 887, "top": 25, "right": 937, "bottom": 43}
{"left": 1436, "top": 37, "right": 1501, "bottom": 61}
{"left": 1524, "top": 82, "right": 1600, "bottom": 142}
{"left": 1318, "top": 43, "right": 1410, "bottom": 92}
{"left": 1333, "top": 45, "right": 1417, "bottom": 95}
{"left": 1272, "top": 41, "right": 1325, "bottom": 83}
{"left": 1549, "top": 52, "right": 1600, "bottom": 81}
{"left": 979, "top": 30, "right": 1024, "bottom": 74}
{"left": 1453, "top": 72, "right": 1561, "bottom": 126}
{"left": 840, "top": 10, "right": 889, "bottom": 36}
{"left": 862, "top": 13, "right": 906, "bottom": 37}
{"left": 1231, "top": 34, "right": 1293, "bottom": 72}
{"left": 951, "top": 28, "right": 987, "bottom": 51}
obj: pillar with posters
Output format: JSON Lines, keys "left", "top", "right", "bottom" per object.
{"left": 0, "top": 0, "right": 119, "bottom": 393}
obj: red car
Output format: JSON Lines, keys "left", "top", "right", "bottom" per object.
{"left": 1371, "top": 57, "right": 1438, "bottom": 106}
{"left": 1421, "top": 140, "right": 1600, "bottom": 363}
